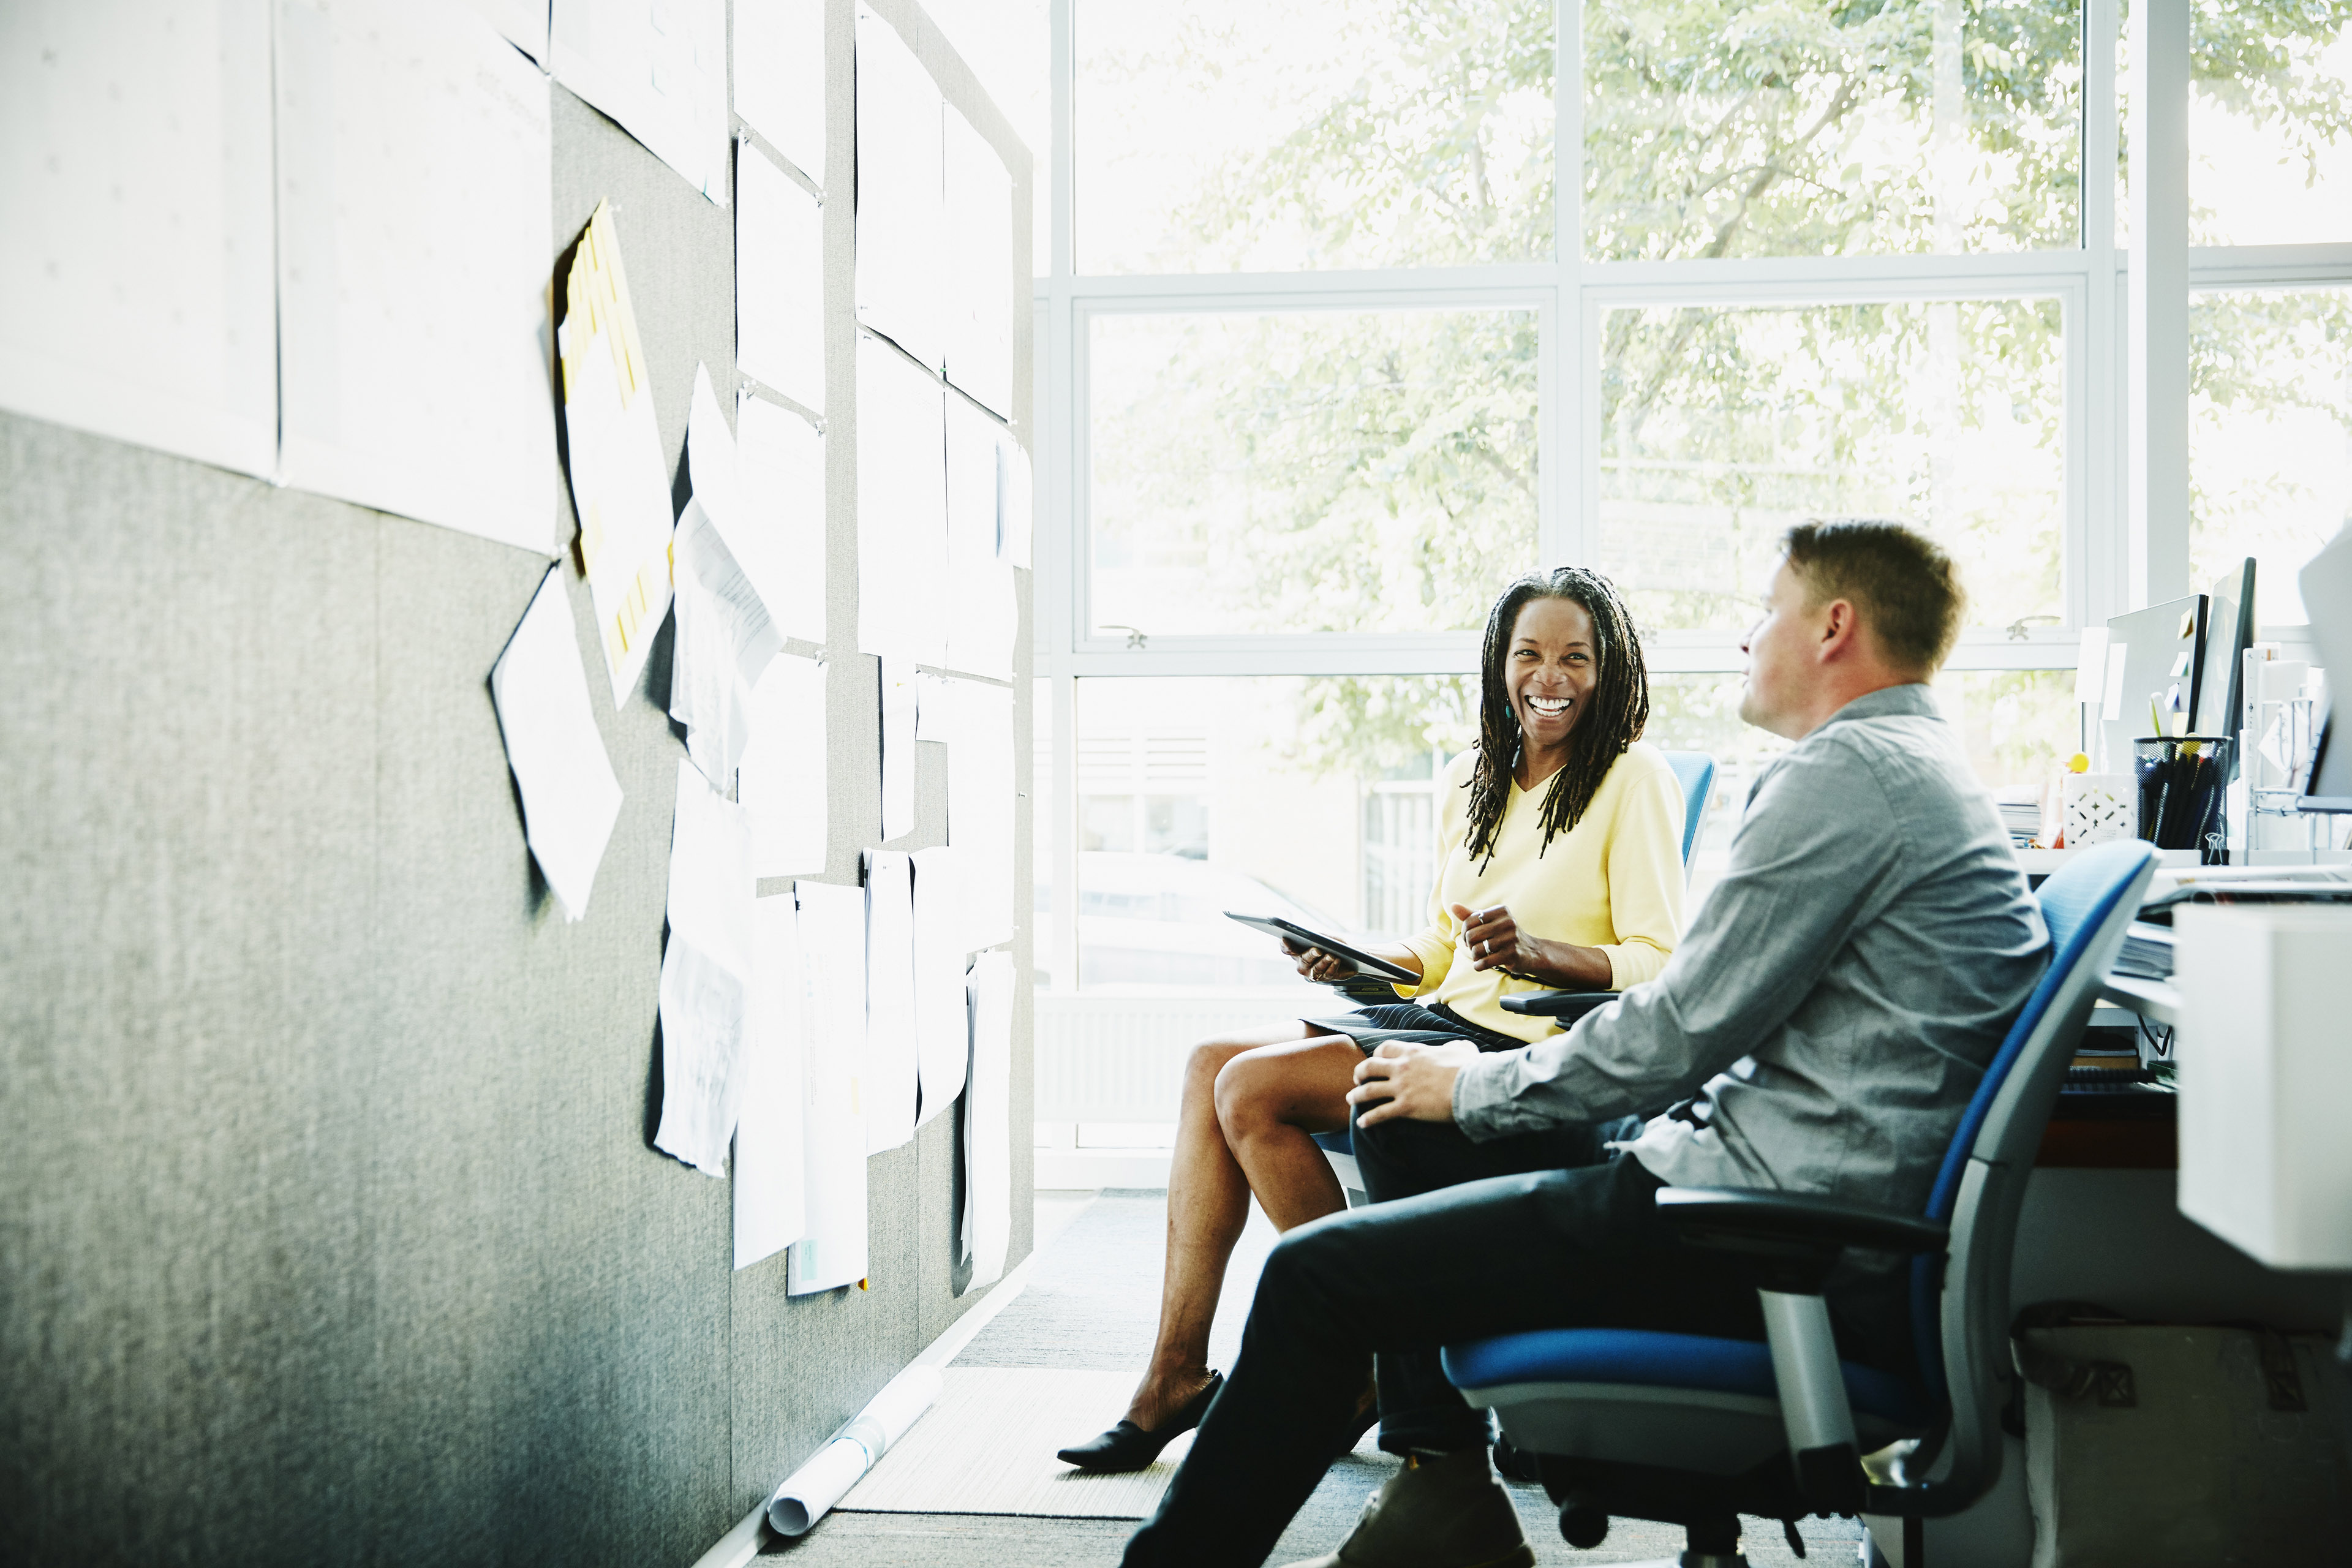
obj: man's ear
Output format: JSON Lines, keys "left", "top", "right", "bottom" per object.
{"left": 1815, "top": 597, "right": 1862, "bottom": 662}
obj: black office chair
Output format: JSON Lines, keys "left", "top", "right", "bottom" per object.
{"left": 1438, "top": 839, "right": 2158, "bottom": 1566}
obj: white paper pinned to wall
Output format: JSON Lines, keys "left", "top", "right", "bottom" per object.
{"left": 733, "top": 0, "right": 825, "bottom": 185}
{"left": 489, "top": 567, "right": 624, "bottom": 922}
{"left": 273, "top": 0, "right": 559, "bottom": 554}
{"left": 857, "top": 334, "right": 948, "bottom": 665}
{"left": 735, "top": 891, "right": 808, "bottom": 1269}
{"left": 943, "top": 105, "right": 1014, "bottom": 419}
{"left": 736, "top": 141, "right": 826, "bottom": 413}
{"left": 959, "top": 949, "right": 1014, "bottom": 1290}
{"left": 945, "top": 395, "right": 1017, "bottom": 680}
{"left": 736, "top": 393, "right": 827, "bottom": 644}
{"left": 551, "top": 0, "right": 729, "bottom": 203}
{"left": 790, "top": 880, "right": 869, "bottom": 1294}
{"left": 853, "top": 4, "right": 944, "bottom": 369}
{"left": 862, "top": 848, "right": 919, "bottom": 1155}
{"left": 0, "top": 0, "right": 277, "bottom": 479}
{"left": 672, "top": 367, "right": 784, "bottom": 788}
{"left": 657, "top": 760, "right": 758, "bottom": 1177}
{"left": 937, "top": 678, "right": 1016, "bottom": 952}
{"left": 998, "top": 432, "right": 1033, "bottom": 571}
{"left": 911, "top": 845, "right": 968, "bottom": 1128}
{"left": 559, "top": 201, "right": 676, "bottom": 706}
{"left": 739, "top": 652, "right": 828, "bottom": 878}
{"left": 880, "top": 658, "right": 920, "bottom": 843}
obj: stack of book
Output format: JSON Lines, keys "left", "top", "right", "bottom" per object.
{"left": 1995, "top": 787, "right": 2044, "bottom": 846}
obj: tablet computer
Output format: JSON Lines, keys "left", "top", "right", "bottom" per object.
{"left": 1223, "top": 913, "right": 1419, "bottom": 984}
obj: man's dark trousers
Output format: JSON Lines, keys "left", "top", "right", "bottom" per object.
{"left": 1118, "top": 1112, "right": 1768, "bottom": 1568}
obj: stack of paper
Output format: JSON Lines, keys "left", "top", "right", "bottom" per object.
{"left": 789, "top": 880, "right": 871, "bottom": 1294}
{"left": 734, "top": 891, "right": 808, "bottom": 1268}
{"left": 863, "top": 848, "right": 919, "bottom": 1154}
{"left": 671, "top": 366, "right": 785, "bottom": 788}
{"left": 551, "top": 0, "right": 729, "bottom": 203}
{"left": 559, "top": 200, "right": 676, "bottom": 706}
{"left": 656, "top": 761, "right": 759, "bottom": 1177}
{"left": 489, "top": 568, "right": 625, "bottom": 922}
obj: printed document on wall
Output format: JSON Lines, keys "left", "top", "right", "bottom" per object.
{"left": 946, "top": 395, "right": 1017, "bottom": 680}
{"left": 856, "top": 335, "right": 948, "bottom": 665}
{"left": 656, "top": 761, "right": 758, "bottom": 1177}
{"left": 0, "top": 1, "right": 276, "bottom": 478}
{"left": 853, "top": 5, "right": 944, "bottom": 369}
{"left": 734, "top": 0, "right": 824, "bottom": 184}
{"left": 551, "top": 0, "right": 728, "bottom": 203}
{"left": 863, "top": 848, "right": 919, "bottom": 1154}
{"left": 943, "top": 106, "right": 1014, "bottom": 419}
{"left": 998, "top": 433, "right": 1033, "bottom": 570}
{"left": 736, "top": 142, "right": 825, "bottom": 414}
{"left": 672, "top": 366, "right": 783, "bottom": 788}
{"left": 960, "top": 949, "right": 1015, "bottom": 1290}
{"left": 739, "top": 652, "right": 828, "bottom": 878}
{"left": 790, "top": 880, "right": 869, "bottom": 1294}
{"left": 490, "top": 567, "right": 624, "bottom": 922}
{"left": 273, "top": 0, "right": 557, "bottom": 554}
{"left": 735, "top": 892, "right": 807, "bottom": 1269}
{"left": 736, "top": 394, "right": 826, "bottom": 643}
{"left": 560, "top": 201, "right": 676, "bottom": 706}
{"left": 911, "top": 846, "right": 969, "bottom": 1128}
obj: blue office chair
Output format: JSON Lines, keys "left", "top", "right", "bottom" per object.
{"left": 1316, "top": 752, "right": 1718, "bottom": 1197}
{"left": 1439, "top": 839, "right": 2158, "bottom": 1566}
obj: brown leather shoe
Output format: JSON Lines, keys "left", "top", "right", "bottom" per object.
{"left": 1280, "top": 1447, "right": 1535, "bottom": 1568}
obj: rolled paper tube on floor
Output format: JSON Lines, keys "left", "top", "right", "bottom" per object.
{"left": 767, "top": 1366, "right": 944, "bottom": 1536}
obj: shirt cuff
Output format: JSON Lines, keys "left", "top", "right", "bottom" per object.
{"left": 1450, "top": 1053, "right": 1518, "bottom": 1142}
{"left": 1600, "top": 941, "right": 1668, "bottom": 990}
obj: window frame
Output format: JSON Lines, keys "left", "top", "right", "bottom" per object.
{"left": 1032, "top": 0, "right": 2352, "bottom": 990}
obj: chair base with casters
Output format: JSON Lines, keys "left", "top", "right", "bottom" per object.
{"left": 1439, "top": 840, "right": 2160, "bottom": 1568}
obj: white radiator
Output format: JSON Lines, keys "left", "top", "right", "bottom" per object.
{"left": 1034, "top": 990, "right": 1322, "bottom": 1123}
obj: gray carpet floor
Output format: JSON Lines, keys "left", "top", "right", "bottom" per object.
{"left": 766, "top": 1189, "right": 1870, "bottom": 1566}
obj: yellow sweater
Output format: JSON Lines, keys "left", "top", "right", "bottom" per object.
{"left": 1395, "top": 741, "right": 1686, "bottom": 1044}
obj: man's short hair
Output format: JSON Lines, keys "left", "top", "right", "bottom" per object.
{"left": 1781, "top": 519, "right": 1966, "bottom": 674}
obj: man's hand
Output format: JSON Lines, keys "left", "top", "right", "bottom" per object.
{"left": 1349, "top": 1039, "right": 1481, "bottom": 1126}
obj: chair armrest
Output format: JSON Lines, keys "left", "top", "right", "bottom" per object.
{"left": 1497, "top": 988, "right": 1615, "bottom": 1022}
{"left": 1656, "top": 1187, "right": 1948, "bottom": 1294}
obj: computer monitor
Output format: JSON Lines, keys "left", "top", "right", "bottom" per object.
{"left": 2102, "top": 594, "right": 2211, "bottom": 769}
{"left": 2195, "top": 559, "right": 2257, "bottom": 775}
{"left": 2301, "top": 531, "right": 2352, "bottom": 813}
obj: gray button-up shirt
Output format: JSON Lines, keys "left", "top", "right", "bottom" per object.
{"left": 1451, "top": 684, "right": 2048, "bottom": 1219}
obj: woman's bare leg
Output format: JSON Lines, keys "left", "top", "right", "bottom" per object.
{"left": 1123, "top": 1022, "right": 1313, "bottom": 1431}
{"left": 1212, "top": 1035, "right": 1366, "bottom": 1231}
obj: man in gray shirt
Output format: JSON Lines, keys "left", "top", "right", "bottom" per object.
{"left": 1120, "top": 521, "right": 2048, "bottom": 1568}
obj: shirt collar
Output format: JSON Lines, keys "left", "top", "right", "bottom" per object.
{"left": 1815, "top": 682, "right": 1940, "bottom": 731}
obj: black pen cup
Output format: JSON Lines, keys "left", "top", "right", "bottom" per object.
{"left": 2132, "top": 736, "right": 2232, "bottom": 859}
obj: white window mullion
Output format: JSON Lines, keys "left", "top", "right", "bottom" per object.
{"left": 2125, "top": 0, "right": 2192, "bottom": 608}
{"left": 2080, "top": 0, "right": 2125, "bottom": 630}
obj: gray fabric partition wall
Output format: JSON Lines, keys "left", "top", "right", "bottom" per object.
{"left": 0, "top": 3, "right": 1033, "bottom": 1563}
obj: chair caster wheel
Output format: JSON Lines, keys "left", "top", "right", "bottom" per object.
{"left": 1558, "top": 1503, "right": 1609, "bottom": 1548}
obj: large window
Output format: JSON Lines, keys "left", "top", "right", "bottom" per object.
{"left": 1035, "top": 0, "right": 2352, "bottom": 994}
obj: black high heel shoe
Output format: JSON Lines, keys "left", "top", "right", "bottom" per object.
{"left": 1055, "top": 1371, "right": 1224, "bottom": 1472}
